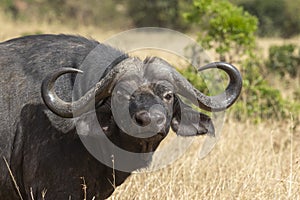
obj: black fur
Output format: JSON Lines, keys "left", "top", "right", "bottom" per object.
{"left": 0, "top": 35, "right": 213, "bottom": 199}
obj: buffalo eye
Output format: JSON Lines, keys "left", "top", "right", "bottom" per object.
{"left": 163, "top": 91, "right": 173, "bottom": 103}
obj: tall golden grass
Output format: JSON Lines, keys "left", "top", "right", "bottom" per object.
{"left": 1, "top": 13, "right": 299, "bottom": 200}
{"left": 108, "top": 119, "right": 300, "bottom": 199}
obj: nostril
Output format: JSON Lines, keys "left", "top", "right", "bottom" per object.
{"left": 134, "top": 110, "right": 151, "bottom": 126}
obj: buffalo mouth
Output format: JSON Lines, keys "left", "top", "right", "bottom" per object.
{"left": 131, "top": 125, "right": 168, "bottom": 139}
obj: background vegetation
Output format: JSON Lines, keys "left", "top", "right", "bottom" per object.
{"left": 0, "top": 0, "right": 299, "bottom": 199}
{"left": 1, "top": 0, "right": 300, "bottom": 37}
{"left": 182, "top": 0, "right": 300, "bottom": 124}
{"left": 231, "top": 0, "right": 300, "bottom": 38}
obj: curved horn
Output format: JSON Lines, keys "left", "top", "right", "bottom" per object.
{"left": 41, "top": 58, "right": 135, "bottom": 118}
{"left": 195, "top": 62, "right": 242, "bottom": 111}
{"left": 171, "top": 62, "right": 242, "bottom": 112}
{"left": 41, "top": 68, "right": 83, "bottom": 118}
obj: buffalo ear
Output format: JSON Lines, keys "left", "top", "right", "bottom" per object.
{"left": 171, "top": 95, "right": 215, "bottom": 137}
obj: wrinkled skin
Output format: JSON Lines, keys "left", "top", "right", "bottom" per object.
{"left": 0, "top": 35, "right": 233, "bottom": 200}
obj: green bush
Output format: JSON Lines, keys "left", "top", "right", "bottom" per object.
{"left": 266, "top": 44, "right": 300, "bottom": 78}
{"left": 236, "top": 58, "right": 290, "bottom": 122}
{"left": 0, "top": 0, "right": 191, "bottom": 29}
{"left": 127, "top": 0, "right": 191, "bottom": 30}
{"left": 182, "top": 0, "right": 299, "bottom": 123}
{"left": 184, "top": 0, "right": 258, "bottom": 62}
{"left": 178, "top": 65, "right": 208, "bottom": 94}
{"left": 179, "top": 57, "right": 299, "bottom": 123}
{"left": 232, "top": 0, "right": 300, "bottom": 38}
{"left": 0, "top": 0, "right": 129, "bottom": 28}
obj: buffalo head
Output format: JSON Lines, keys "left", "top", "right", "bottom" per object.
{"left": 41, "top": 56, "right": 242, "bottom": 163}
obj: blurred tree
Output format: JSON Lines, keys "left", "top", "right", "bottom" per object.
{"left": 234, "top": 0, "right": 283, "bottom": 36}
{"left": 0, "top": 0, "right": 29, "bottom": 19}
{"left": 183, "top": 0, "right": 296, "bottom": 122}
{"left": 127, "top": 0, "right": 190, "bottom": 29}
{"left": 0, "top": 0, "right": 130, "bottom": 28}
{"left": 232, "top": 0, "right": 300, "bottom": 38}
{"left": 283, "top": 0, "right": 300, "bottom": 38}
{"left": 2, "top": 0, "right": 299, "bottom": 36}
{"left": 266, "top": 44, "right": 300, "bottom": 78}
{"left": 184, "top": 0, "right": 258, "bottom": 62}
{"left": 0, "top": 0, "right": 193, "bottom": 29}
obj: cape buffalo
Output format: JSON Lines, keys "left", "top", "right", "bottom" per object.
{"left": 0, "top": 34, "right": 242, "bottom": 199}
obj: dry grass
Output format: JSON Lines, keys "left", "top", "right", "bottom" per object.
{"left": 3, "top": 157, "right": 24, "bottom": 200}
{"left": 257, "top": 36, "right": 300, "bottom": 59}
{"left": 4, "top": 119, "right": 299, "bottom": 199}
{"left": 108, "top": 119, "right": 300, "bottom": 200}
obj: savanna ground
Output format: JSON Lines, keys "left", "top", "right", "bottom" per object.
{"left": 1, "top": 14, "right": 300, "bottom": 199}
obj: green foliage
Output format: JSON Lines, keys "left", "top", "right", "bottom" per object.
{"left": 283, "top": 0, "right": 300, "bottom": 38}
{"left": 1, "top": 0, "right": 300, "bottom": 37}
{"left": 178, "top": 65, "right": 208, "bottom": 94}
{"left": 266, "top": 44, "right": 300, "bottom": 78}
{"left": 232, "top": 0, "right": 300, "bottom": 38}
{"left": 294, "top": 89, "right": 300, "bottom": 103}
{"left": 184, "top": 0, "right": 258, "bottom": 62}
{"left": 0, "top": 0, "right": 14, "bottom": 9}
{"left": 235, "top": 57, "right": 290, "bottom": 122}
{"left": 179, "top": 56, "right": 299, "bottom": 123}
{"left": 0, "top": 0, "right": 129, "bottom": 28}
{"left": 0, "top": 0, "right": 22, "bottom": 18}
{"left": 0, "top": 0, "right": 192, "bottom": 29}
{"left": 127, "top": 0, "right": 191, "bottom": 30}
{"left": 183, "top": 0, "right": 299, "bottom": 123}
